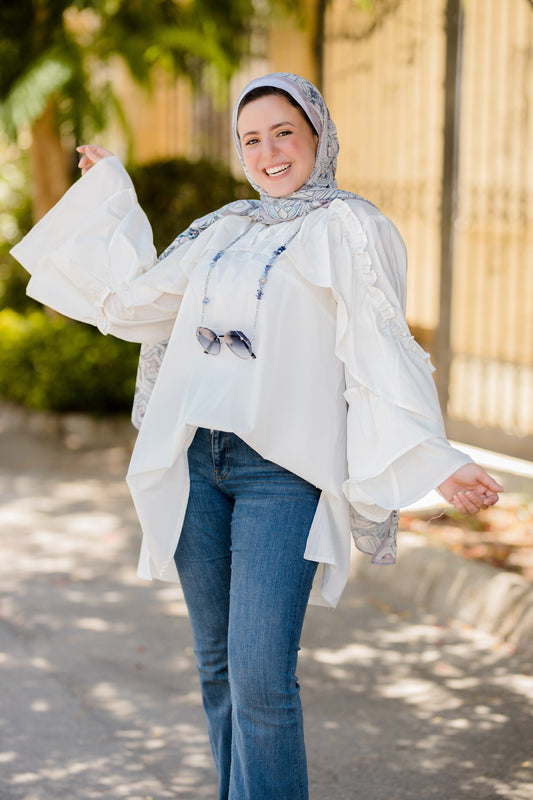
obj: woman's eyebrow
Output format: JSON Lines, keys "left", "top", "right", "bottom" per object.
{"left": 241, "top": 121, "right": 296, "bottom": 138}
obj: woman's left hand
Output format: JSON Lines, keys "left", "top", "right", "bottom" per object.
{"left": 438, "top": 464, "right": 504, "bottom": 514}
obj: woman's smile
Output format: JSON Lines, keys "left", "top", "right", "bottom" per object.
{"left": 265, "top": 163, "right": 291, "bottom": 177}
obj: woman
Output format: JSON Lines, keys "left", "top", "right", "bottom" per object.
{"left": 11, "top": 73, "right": 502, "bottom": 800}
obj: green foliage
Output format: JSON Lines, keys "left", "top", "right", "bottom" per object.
{"left": 0, "top": 53, "right": 73, "bottom": 138}
{"left": 0, "top": 0, "right": 293, "bottom": 144}
{"left": 0, "top": 264, "right": 35, "bottom": 313}
{"left": 0, "top": 308, "right": 139, "bottom": 414}
{"left": 129, "top": 157, "right": 254, "bottom": 253}
{"left": 0, "top": 137, "right": 35, "bottom": 312}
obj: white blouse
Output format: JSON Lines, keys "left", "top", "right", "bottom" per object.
{"left": 11, "top": 157, "right": 471, "bottom": 607}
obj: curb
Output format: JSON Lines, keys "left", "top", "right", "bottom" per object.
{"left": 351, "top": 531, "right": 533, "bottom": 654}
{"left": 0, "top": 400, "right": 136, "bottom": 451}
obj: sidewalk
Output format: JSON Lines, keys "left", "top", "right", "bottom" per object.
{"left": 1, "top": 409, "right": 532, "bottom": 799}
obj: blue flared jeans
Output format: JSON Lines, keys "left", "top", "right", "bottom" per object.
{"left": 174, "top": 428, "right": 320, "bottom": 800}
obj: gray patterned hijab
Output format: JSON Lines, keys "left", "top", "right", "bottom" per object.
{"left": 229, "top": 72, "right": 369, "bottom": 219}
{"left": 132, "top": 73, "right": 372, "bottom": 427}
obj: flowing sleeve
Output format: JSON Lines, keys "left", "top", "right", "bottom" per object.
{"left": 288, "top": 199, "right": 471, "bottom": 564}
{"left": 10, "top": 156, "right": 193, "bottom": 344}
{"left": 330, "top": 200, "right": 471, "bottom": 520}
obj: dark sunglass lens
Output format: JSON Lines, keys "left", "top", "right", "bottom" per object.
{"left": 196, "top": 327, "right": 221, "bottom": 355}
{"left": 225, "top": 331, "right": 256, "bottom": 359}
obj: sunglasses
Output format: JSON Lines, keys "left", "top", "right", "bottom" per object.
{"left": 196, "top": 327, "right": 256, "bottom": 359}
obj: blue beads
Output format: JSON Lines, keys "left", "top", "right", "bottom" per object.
{"left": 203, "top": 236, "right": 293, "bottom": 329}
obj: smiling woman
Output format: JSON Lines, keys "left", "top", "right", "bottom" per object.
{"left": 9, "top": 71, "right": 503, "bottom": 800}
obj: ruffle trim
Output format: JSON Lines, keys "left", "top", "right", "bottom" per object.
{"left": 331, "top": 198, "right": 446, "bottom": 495}
{"left": 331, "top": 200, "right": 435, "bottom": 376}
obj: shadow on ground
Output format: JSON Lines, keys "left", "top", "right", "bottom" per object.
{"left": 0, "top": 429, "right": 532, "bottom": 799}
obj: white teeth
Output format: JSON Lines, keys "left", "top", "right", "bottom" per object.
{"left": 265, "top": 164, "right": 290, "bottom": 176}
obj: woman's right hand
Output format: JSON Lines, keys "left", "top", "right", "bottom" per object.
{"left": 76, "top": 144, "right": 115, "bottom": 176}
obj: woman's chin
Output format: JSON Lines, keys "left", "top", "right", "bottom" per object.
{"left": 259, "top": 181, "right": 304, "bottom": 198}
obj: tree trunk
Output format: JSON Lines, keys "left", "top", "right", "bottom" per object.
{"left": 30, "top": 97, "right": 70, "bottom": 222}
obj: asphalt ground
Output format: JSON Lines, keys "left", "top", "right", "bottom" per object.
{"left": 1, "top": 422, "right": 532, "bottom": 800}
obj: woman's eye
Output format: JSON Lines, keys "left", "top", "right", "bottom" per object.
{"left": 244, "top": 138, "right": 259, "bottom": 146}
{"left": 277, "top": 130, "right": 291, "bottom": 137}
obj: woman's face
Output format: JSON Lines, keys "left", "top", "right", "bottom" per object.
{"left": 237, "top": 94, "right": 318, "bottom": 197}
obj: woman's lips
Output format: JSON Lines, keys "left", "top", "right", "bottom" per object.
{"left": 264, "top": 163, "right": 291, "bottom": 177}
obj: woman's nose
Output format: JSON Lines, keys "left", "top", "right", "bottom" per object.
{"left": 262, "top": 137, "right": 278, "bottom": 159}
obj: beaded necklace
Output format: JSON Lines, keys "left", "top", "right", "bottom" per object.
{"left": 199, "top": 231, "right": 298, "bottom": 337}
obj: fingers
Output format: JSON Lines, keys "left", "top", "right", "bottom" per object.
{"left": 481, "top": 490, "right": 500, "bottom": 507}
{"left": 483, "top": 475, "right": 504, "bottom": 493}
{"left": 438, "top": 464, "right": 504, "bottom": 516}
{"left": 77, "top": 154, "right": 94, "bottom": 176}
{"left": 76, "top": 144, "right": 114, "bottom": 159}
{"left": 76, "top": 145, "right": 114, "bottom": 175}
{"left": 451, "top": 489, "right": 499, "bottom": 515}
{"left": 470, "top": 465, "right": 504, "bottom": 494}
{"left": 452, "top": 491, "right": 481, "bottom": 514}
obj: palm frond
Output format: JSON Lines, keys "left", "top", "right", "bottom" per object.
{"left": 152, "top": 25, "right": 237, "bottom": 79}
{"left": 0, "top": 54, "right": 73, "bottom": 137}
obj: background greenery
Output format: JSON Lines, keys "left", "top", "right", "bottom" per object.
{"left": 0, "top": 308, "right": 140, "bottom": 413}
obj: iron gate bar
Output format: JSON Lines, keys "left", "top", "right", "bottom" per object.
{"left": 436, "top": 0, "right": 463, "bottom": 416}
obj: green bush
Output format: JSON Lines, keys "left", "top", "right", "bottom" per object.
{"left": 0, "top": 309, "right": 139, "bottom": 414}
{"left": 129, "top": 156, "right": 253, "bottom": 252}
{"left": 0, "top": 141, "right": 35, "bottom": 313}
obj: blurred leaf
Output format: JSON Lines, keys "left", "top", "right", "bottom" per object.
{"left": 1, "top": 55, "right": 73, "bottom": 136}
{"left": 0, "top": 308, "right": 140, "bottom": 414}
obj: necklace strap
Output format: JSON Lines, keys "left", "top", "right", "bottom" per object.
{"left": 200, "top": 230, "right": 298, "bottom": 334}
{"left": 200, "top": 231, "right": 247, "bottom": 326}
{"left": 251, "top": 231, "right": 298, "bottom": 330}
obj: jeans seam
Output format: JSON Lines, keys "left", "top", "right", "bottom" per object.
{"left": 287, "top": 558, "right": 313, "bottom": 800}
{"left": 214, "top": 431, "right": 232, "bottom": 483}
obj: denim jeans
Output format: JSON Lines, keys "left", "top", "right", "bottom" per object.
{"left": 174, "top": 428, "right": 320, "bottom": 800}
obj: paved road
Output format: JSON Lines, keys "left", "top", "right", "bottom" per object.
{"left": 0, "top": 427, "right": 532, "bottom": 800}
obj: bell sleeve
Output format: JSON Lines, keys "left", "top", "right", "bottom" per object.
{"left": 329, "top": 200, "right": 471, "bottom": 520}
{"left": 10, "top": 156, "right": 193, "bottom": 344}
{"left": 288, "top": 198, "right": 471, "bottom": 565}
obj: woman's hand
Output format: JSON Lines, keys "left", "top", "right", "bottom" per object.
{"left": 76, "top": 144, "right": 114, "bottom": 176}
{"left": 438, "top": 464, "right": 504, "bottom": 514}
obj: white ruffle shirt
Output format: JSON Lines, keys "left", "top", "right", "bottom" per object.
{"left": 11, "top": 157, "right": 470, "bottom": 606}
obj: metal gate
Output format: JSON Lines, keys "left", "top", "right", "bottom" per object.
{"left": 323, "top": 0, "right": 533, "bottom": 459}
